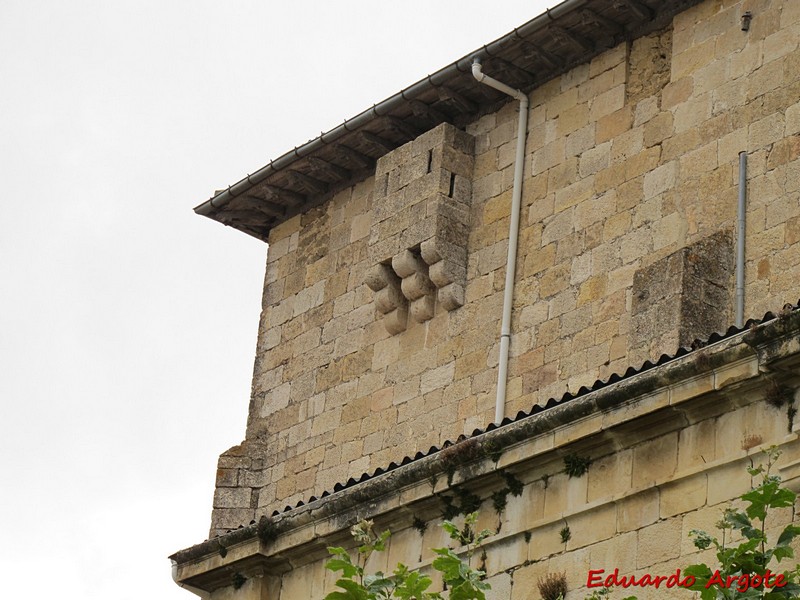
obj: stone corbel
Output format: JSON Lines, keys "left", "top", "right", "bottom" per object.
{"left": 421, "top": 238, "right": 466, "bottom": 312}
{"left": 364, "top": 264, "right": 408, "bottom": 334}
{"left": 392, "top": 249, "right": 436, "bottom": 323}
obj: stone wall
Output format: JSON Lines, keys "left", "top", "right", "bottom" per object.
{"left": 270, "top": 373, "right": 800, "bottom": 600}
{"left": 173, "top": 315, "right": 800, "bottom": 600}
{"left": 210, "top": 0, "right": 800, "bottom": 536}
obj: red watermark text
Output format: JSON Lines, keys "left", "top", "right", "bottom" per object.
{"left": 587, "top": 569, "right": 787, "bottom": 592}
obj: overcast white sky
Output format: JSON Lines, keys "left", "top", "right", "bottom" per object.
{"left": 0, "top": 1, "right": 555, "bottom": 597}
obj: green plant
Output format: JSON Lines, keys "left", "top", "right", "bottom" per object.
{"left": 456, "top": 488, "right": 482, "bottom": 514}
{"left": 232, "top": 572, "right": 247, "bottom": 590}
{"left": 324, "top": 514, "right": 493, "bottom": 599}
{"left": 482, "top": 440, "right": 503, "bottom": 463}
{"left": 488, "top": 472, "right": 525, "bottom": 519}
{"left": 765, "top": 380, "right": 794, "bottom": 409}
{"left": 503, "top": 472, "right": 524, "bottom": 497}
{"left": 757, "top": 378, "right": 796, "bottom": 432}
{"left": 257, "top": 515, "right": 278, "bottom": 544}
{"left": 440, "top": 487, "right": 482, "bottom": 520}
{"left": 683, "top": 446, "right": 800, "bottom": 600}
{"left": 537, "top": 571, "right": 567, "bottom": 600}
{"left": 584, "top": 588, "right": 612, "bottom": 600}
{"left": 441, "top": 494, "right": 461, "bottom": 520}
{"left": 439, "top": 438, "right": 480, "bottom": 487}
{"left": 584, "top": 587, "right": 635, "bottom": 600}
{"left": 412, "top": 517, "right": 427, "bottom": 536}
{"left": 563, "top": 453, "right": 592, "bottom": 478}
{"left": 560, "top": 524, "right": 571, "bottom": 545}
{"left": 491, "top": 489, "right": 508, "bottom": 514}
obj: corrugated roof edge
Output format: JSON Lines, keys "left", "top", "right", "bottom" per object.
{"left": 170, "top": 300, "right": 800, "bottom": 563}
{"left": 193, "top": 0, "right": 589, "bottom": 219}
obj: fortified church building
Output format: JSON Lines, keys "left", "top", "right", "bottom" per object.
{"left": 172, "top": 0, "right": 800, "bottom": 597}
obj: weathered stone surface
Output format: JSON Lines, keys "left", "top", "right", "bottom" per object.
{"left": 631, "top": 230, "right": 734, "bottom": 359}
{"left": 628, "top": 27, "right": 673, "bottom": 104}
{"left": 204, "top": 0, "right": 800, "bottom": 556}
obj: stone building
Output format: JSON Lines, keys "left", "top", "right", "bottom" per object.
{"left": 171, "top": 0, "right": 800, "bottom": 597}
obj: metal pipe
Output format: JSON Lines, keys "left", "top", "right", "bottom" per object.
{"left": 736, "top": 151, "right": 747, "bottom": 327}
{"left": 472, "top": 58, "right": 529, "bottom": 425}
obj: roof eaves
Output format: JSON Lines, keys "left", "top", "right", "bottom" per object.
{"left": 195, "top": 0, "right": 703, "bottom": 241}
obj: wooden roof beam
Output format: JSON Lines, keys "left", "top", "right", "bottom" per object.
{"left": 359, "top": 131, "right": 397, "bottom": 154}
{"left": 385, "top": 116, "right": 420, "bottom": 141}
{"left": 489, "top": 56, "right": 537, "bottom": 85}
{"left": 519, "top": 40, "right": 564, "bottom": 70}
{"left": 307, "top": 157, "right": 351, "bottom": 181}
{"left": 218, "top": 209, "right": 274, "bottom": 225}
{"left": 437, "top": 86, "right": 477, "bottom": 114}
{"left": 551, "top": 25, "right": 595, "bottom": 53}
{"left": 238, "top": 195, "right": 285, "bottom": 217}
{"left": 262, "top": 184, "right": 305, "bottom": 206}
{"left": 613, "top": 0, "right": 654, "bottom": 21}
{"left": 332, "top": 144, "right": 373, "bottom": 169}
{"left": 287, "top": 170, "right": 328, "bottom": 195}
{"left": 410, "top": 100, "right": 448, "bottom": 124}
{"left": 581, "top": 8, "right": 625, "bottom": 35}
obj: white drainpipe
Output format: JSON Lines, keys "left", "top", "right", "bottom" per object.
{"left": 472, "top": 58, "right": 529, "bottom": 424}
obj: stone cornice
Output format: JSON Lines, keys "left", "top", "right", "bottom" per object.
{"left": 171, "top": 312, "right": 800, "bottom": 592}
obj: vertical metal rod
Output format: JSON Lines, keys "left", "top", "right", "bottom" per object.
{"left": 736, "top": 151, "right": 747, "bottom": 328}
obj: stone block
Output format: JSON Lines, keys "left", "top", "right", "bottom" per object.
{"left": 566, "top": 123, "right": 596, "bottom": 157}
{"left": 630, "top": 230, "right": 733, "bottom": 353}
{"left": 532, "top": 138, "right": 567, "bottom": 173}
{"left": 543, "top": 472, "right": 588, "bottom": 518}
{"left": 588, "top": 450, "right": 633, "bottom": 502}
{"left": 660, "top": 473, "right": 708, "bottom": 517}
{"left": 213, "top": 486, "right": 252, "bottom": 509}
{"left": 617, "top": 488, "right": 659, "bottom": 533}
{"left": 579, "top": 141, "right": 612, "bottom": 177}
{"left": 632, "top": 432, "right": 678, "bottom": 488}
{"left": 554, "top": 177, "right": 594, "bottom": 215}
{"left": 636, "top": 518, "right": 681, "bottom": 568}
{"left": 589, "top": 85, "right": 625, "bottom": 122}
{"left": 610, "top": 130, "right": 644, "bottom": 171}
{"left": 662, "top": 76, "right": 693, "bottom": 111}
{"left": 643, "top": 161, "right": 678, "bottom": 199}
{"left": 558, "top": 102, "right": 590, "bottom": 136}
{"left": 749, "top": 111, "right": 785, "bottom": 151}
{"left": 569, "top": 503, "right": 618, "bottom": 550}
{"left": 634, "top": 96, "right": 660, "bottom": 127}
{"left": 420, "top": 361, "right": 455, "bottom": 395}
{"left": 672, "top": 36, "right": 715, "bottom": 80}
{"left": 589, "top": 44, "right": 626, "bottom": 78}
{"left": 526, "top": 520, "right": 570, "bottom": 563}
{"left": 706, "top": 460, "right": 753, "bottom": 505}
{"left": 589, "top": 531, "right": 639, "bottom": 575}
{"left": 676, "top": 419, "right": 717, "bottom": 471}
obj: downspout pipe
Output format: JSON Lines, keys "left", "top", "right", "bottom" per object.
{"left": 472, "top": 58, "right": 529, "bottom": 425}
{"left": 171, "top": 560, "right": 211, "bottom": 599}
{"left": 736, "top": 151, "right": 747, "bottom": 328}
